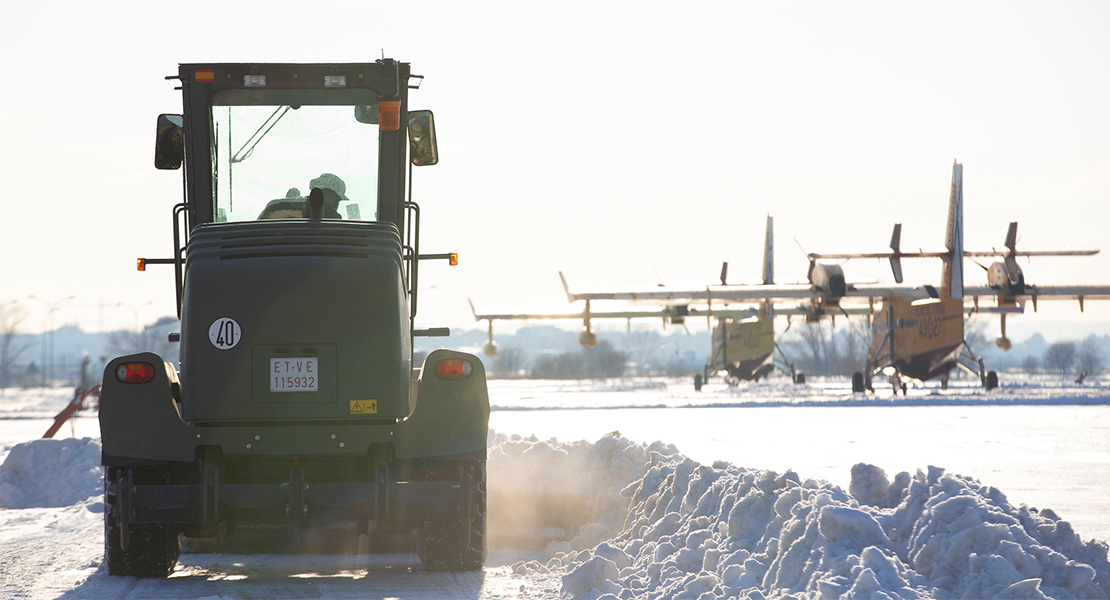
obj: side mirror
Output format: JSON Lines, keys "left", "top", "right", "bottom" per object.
{"left": 354, "top": 102, "right": 379, "bottom": 125}
{"left": 408, "top": 110, "right": 438, "bottom": 166}
{"left": 154, "top": 114, "right": 184, "bottom": 170}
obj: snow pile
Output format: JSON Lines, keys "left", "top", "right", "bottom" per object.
{"left": 488, "top": 430, "right": 677, "bottom": 547}
{"left": 0, "top": 437, "right": 102, "bottom": 509}
{"left": 496, "top": 432, "right": 1110, "bottom": 599}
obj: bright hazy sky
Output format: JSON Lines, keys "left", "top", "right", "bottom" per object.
{"left": 2, "top": 1, "right": 1108, "bottom": 342}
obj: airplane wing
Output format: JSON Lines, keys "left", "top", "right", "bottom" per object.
{"left": 469, "top": 298, "right": 873, "bottom": 324}
{"left": 470, "top": 303, "right": 760, "bottom": 322}
{"left": 560, "top": 275, "right": 938, "bottom": 304}
{"left": 964, "top": 284, "right": 1110, "bottom": 299}
{"left": 963, "top": 249, "right": 1100, "bottom": 257}
{"left": 807, "top": 219, "right": 1099, "bottom": 283}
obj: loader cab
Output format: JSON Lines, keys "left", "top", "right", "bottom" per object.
{"left": 154, "top": 61, "right": 438, "bottom": 320}
{"left": 155, "top": 61, "right": 430, "bottom": 229}
{"left": 152, "top": 61, "right": 441, "bottom": 423}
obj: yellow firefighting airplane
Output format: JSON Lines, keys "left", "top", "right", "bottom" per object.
{"left": 471, "top": 215, "right": 870, "bottom": 383}
{"left": 515, "top": 162, "right": 1110, "bottom": 391}
{"left": 805, "top": 161, "right": 1110, "bottom": 391}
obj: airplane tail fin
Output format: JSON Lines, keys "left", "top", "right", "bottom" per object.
{"left": 558, "top": 271, "right": 576, "bottom": 303}
{"left": 762, "top": 213, "right": 774, "bottom": 318}
{"left": 1003, "top": 222, "right": 1021, "bottom": 282}
{"left": 889, "top": 223, "right": 903, "bottom": 283}
{"left": 719, "top": 262, "right": 729, "bottom": 285}
{"left": 943, "top": 161, "right": 965, "bottom": 300}
{"left": 762, "top": 213, "right": 774, "bottom": 285}
{"left": 1004, "top": 222, "right": 1018, "bottom": 252}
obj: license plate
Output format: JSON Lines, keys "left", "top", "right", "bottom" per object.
{"left": 270, "top": 357, "right": 319, "bottom": 392}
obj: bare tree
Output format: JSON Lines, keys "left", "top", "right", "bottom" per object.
{"left": 1077, "top": 336, "right": 1104, "bottom": 375}
{"left": 490, "top": 345, "right": 528, "bottom": 379}
{"left": 1021, "top": 355, "right": 1040, "bottom": 374}
{"left": 964, "top": 318, "right": 990, "bottom": 357}
{"left": 796, "top": 322, "right": 831, "bottom": 375}
{"left": 108, "top": 329, "right": 176, "bottom": 362}
{"left": 0, "top": 302, "right": 31, "bottom": 389}
{"left": 530, "top": 352, "right": 584, "bottom": 379}
{"left": 1043, "top": 341, "right": 1077, "bottom": 374}
{"left": 787, "top": 319, "right": 869, "bottom": 376}
{"left": 839, "top": 317, "right": 871, "bottom": 375}
{"left": 585, "top": 341, "right": 626, "bottom": 379}
{"left": 528, "top": 341, "right": 625, "bottom": 380}
{"left": 620, "top": 327, "right": 665, "bottom": 374}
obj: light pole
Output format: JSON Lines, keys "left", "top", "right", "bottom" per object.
{"left": 27, "top": 295, "right": 75, "bottom": 388}
{"left": 0, "top": 300, "right": 18, "bottom": 390}
{"left": 117, "top": 301, "right": 153, "bottom": 332}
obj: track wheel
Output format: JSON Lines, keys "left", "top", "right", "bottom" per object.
{"left": 418, "top": 461, "right": 486, "bottom": 571}
{"left": 104, "top": 467, "right": 181, "bottom": 577}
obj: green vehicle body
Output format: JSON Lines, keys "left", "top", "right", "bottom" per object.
{"left": 99, "top": 60, "right": 489, "bottom": 576}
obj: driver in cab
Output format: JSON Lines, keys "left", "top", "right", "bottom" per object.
{"left": 257, "top": 173, "right": 348, "bottom": 220}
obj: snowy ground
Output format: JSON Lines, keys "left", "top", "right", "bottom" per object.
{"left": 2, "top": 375, "right": 1109, "bottom": 599}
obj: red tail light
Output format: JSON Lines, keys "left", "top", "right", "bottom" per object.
{"left": 434, "top": 359, "right": 472, "bottom": 380}
{"left": 116, "top": 362, "right": 156, "bottom": 384}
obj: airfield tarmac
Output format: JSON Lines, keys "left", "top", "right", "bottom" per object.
{"left": 3, "top": 375, "right": 1108, "bottom": 542}
{"left": 3, "top": 376, "right": 1110, "bottom": 599}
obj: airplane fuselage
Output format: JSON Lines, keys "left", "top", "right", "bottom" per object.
{"left": 870, "top": 297, "right": 965, "bottom": 381}
{"left": 710, "top": 317, "right": 775, "bottom": 381}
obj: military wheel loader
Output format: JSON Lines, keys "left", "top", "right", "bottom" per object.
{"left": 99, "top": 60, "right": 489, "bottom": 576}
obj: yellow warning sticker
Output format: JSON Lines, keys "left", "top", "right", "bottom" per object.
{"left": 350, "top": 400, "right": 377, "bottom": 415}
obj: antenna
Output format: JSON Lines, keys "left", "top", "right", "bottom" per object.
{"left": 793, "top": 237, "right": 808, "bottom": 257}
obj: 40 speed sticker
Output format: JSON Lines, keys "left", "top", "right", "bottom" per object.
{"left": 209, "top": 317, "right": 241, "bottom": 350}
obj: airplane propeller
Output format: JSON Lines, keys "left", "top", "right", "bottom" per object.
{"left": 794, "top": 238, "right": 816, "bottom": 283}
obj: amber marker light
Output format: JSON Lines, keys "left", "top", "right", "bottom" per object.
{"left": 378, "top": 100, "right": 401, "bottom": 131}
{"left": 116, "top": 362, "right": 156, "bottom": 384}
{"left": 449, "top": 253, "right": 458, "bottom": 266}
{"left": 435, "top": 359, "right": 472, "bottom": 380}
{"left": 137, "top": 258, "right": 146, "bottom": 271}
{"left": 195, "top": 69, "right": 215, "bottom": 82}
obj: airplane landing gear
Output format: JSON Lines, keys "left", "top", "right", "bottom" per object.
{"left": 851, "top": 372, "right": 865, "bottom": 393}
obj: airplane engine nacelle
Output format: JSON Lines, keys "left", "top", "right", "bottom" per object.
{"left": 987, "top": 261, "right": 1025, "bottom": 294}
{"left": 483, "top": 340, "right": 499, "bottom": 357}
{"left": 812, "top": 263, "right": 846, "bottom": 297}
{"left": 987, "top": 262, "right": 1009, "bottom": 289}
{"left": 579, "top": 327, "right": 599, "bottom": 350}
